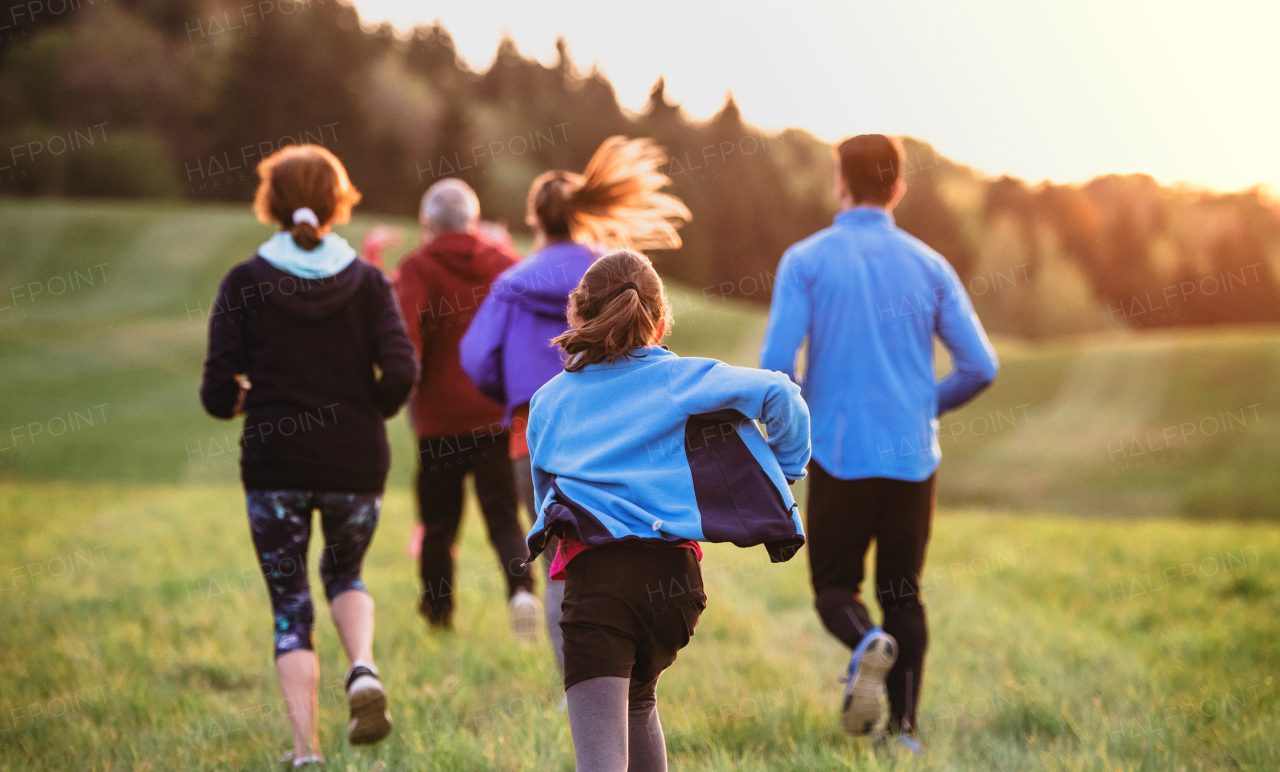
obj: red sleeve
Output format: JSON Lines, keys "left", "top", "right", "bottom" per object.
{"left": 393, "top": 255, "right": 433, "bottom": 360}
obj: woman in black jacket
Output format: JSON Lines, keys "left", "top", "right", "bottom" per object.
{"left": 200, "top": 145, "right": 416, "bottom": 766}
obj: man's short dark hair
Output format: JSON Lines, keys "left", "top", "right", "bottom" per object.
{"left": 836, "top": 134, "right": 904, "bottom": 205}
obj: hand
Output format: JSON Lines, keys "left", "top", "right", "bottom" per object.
{"left": 361, "top": 225, "right": 402, "bottom": 270}
{"left": 406, "top": 522, "right": 425, "bottom": 559}
{"left": 233, "top": 378, "right": 251, "bottom": 417}
{"left": 476, "top": 220, "right": 514, "bottom": 249}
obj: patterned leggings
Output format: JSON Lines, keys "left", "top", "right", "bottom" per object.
{"left": 246, "top": 490, "right": 382, "bottom": 658}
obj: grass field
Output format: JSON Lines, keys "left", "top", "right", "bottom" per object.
{"left": 1, "top": 199, "right": 1279, "bottom": 770}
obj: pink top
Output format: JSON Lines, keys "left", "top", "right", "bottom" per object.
{"left": 548, "top": 536, "right": 703, "bottom": 580}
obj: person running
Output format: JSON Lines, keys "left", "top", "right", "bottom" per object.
{"left": 460, "top": 136, "right": 690, "bottom": 676}
{"left": 760, "top": 134, "right": 999, "bottom": 753}
{"left": 526, "top": 248, "right": 810, "bottom": 772}
{"left": 200, "top": 145, "right": 416, "bottom": 766}
{"left": 392, "top": 178, "right": 539, "bottom": 635}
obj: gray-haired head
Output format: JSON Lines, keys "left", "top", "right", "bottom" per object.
{"left": 420, "top": 178, "right": 480, "bottom": 234}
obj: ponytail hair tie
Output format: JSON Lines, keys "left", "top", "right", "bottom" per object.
{"left": 618, "top": 281, "right": 639, "bottom": 294}
{"left": 292, "top": 207, "right": 320, "bottom": 227}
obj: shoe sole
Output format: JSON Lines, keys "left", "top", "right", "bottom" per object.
{"left": 841, "top": 635, "right": 897, "bottom": 736}
{"left": 348, "top": 684, "right": 392, "bottom": 746}
{"left": 511, "top": 601, "right": 540, "bottom": 643}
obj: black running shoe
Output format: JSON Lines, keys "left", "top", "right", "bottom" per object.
{"left": 345, "top": 663, "right": 392, "bottom": 746}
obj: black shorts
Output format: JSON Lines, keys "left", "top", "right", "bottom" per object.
{"left": 560, "top": 544, "right": 706, "bottom": 697}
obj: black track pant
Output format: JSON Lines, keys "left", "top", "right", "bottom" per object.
{"left": 416, "top": 431, "right": 532, "bottom": 624}
{"left": 806, "top": 461, "right": 935, "bottom": 732}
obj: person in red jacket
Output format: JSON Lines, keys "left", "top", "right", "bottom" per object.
{"left": 394, "top": 178, "right": 540, "bottom": 637}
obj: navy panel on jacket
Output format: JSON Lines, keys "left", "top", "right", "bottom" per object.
{"left": 684, "top": 410, "right": 804, "bottom": 562}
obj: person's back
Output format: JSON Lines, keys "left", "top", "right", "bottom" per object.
{"left": 762, "top": 207, "right": 997, "bottom": 480}
{"left": 204, "top": 256, "right": 412, "bottom": 490}
{"left": 396, "top": 228, "right": 518, "bottom": 438}
{"left": 462, "top": 240, "right": 598, "bottom": 423}
{"left": 760, "top": 134, "right": 996, "bottom": 750}
{"left": 460, "top": 136, "right": 690, "bottom": 426}
{"left": 528, "top": 348, "right": 808, "bottom": 560}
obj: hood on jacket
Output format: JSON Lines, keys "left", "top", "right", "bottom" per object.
{"left": 257, "top": 231, "right": 358, "bottom": 279}
{"left": 422, "top": 232, "right": 515, "bottom": 283}
{"left": 489, "top": 241, "right": 598, "bottom": 319}
{"left": 245, "top": 255, "right": 367, "bottom": 322}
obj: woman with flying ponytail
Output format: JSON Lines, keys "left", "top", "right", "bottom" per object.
{"left": 200, "top": 145, "right": 416, "bottom": 766}
{"left": 460, "top": 136, "right": 690, "bottom": 679}
{"left": 525, "top": 249, "right": 811, "bottom": 771}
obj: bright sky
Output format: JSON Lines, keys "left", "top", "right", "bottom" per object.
{"left": 353, "top": 0, "right": 1279, "bottom": 193}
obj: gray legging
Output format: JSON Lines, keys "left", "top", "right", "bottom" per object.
{"left": 512, "top": 455, "right": 565, "bottom": 676}
{"left": 566, "top": 676, "right": 666, "bottom": 772}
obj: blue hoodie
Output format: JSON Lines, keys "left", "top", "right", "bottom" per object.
{"left": 760, "top": 207, "right": 998, "bottom": 482}
{"left": 459, "top": 241, "right": 598, "bottom": 424}
{"left": 525, "top": 346, "right": 811, "bottom": 563}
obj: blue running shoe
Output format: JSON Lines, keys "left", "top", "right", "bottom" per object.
{"left": 874, "top": 731, "right": 924, "bottom": 757}
{"left": 894, "top": 734, "right": 923, "bottom": 756}
{"left": 840, "top": 627, "right": 897, "bottom": 735}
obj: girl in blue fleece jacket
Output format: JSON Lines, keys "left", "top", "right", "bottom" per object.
{"left": 460, "top": 136, "right": 691, "bottom": 678}
{"left": 526, "top": 248, "right": 810, "bottom": 772}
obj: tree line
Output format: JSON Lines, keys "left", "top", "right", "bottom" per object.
{"left": 2, "top": 0, "right": 1277, "bottom": 335}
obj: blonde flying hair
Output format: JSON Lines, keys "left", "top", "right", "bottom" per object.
{"left": 253, "top": 145, "right": 362, "bottom": 250}
{"left": 553, "top": 249, "right": 674, "bottom": 372}
{"left": 527, "top": 136, "right": 691, "bottom": 250}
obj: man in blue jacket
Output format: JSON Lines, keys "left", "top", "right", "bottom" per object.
{"left": 760, "top": 134, "right": 998, "bottom": 750}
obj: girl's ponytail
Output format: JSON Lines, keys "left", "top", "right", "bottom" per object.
{"left": 553, "top": 249, "right": 673, "bottom": 372}
{"left": 288, "top": 207, "right": 324, "bottom": 250}
{"left": 527, "top": 137, "right": 690, "bottom": 250}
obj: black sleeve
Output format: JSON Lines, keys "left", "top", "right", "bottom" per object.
{"left": 371, "top": 270, "right": 419, "bottom": 418}
{"left": 200, "top": 272, "right": 247, "bottom": 419}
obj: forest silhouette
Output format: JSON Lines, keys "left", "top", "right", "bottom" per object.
{"left": 2, "top": 0, "right": 1278, "bottom": 335}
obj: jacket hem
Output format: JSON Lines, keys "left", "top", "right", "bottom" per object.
{"left": 809, "top": 456, "right": 940, "bottom": 483}
{"left": 241, "top": 465, "right": 387, "bottom": 494}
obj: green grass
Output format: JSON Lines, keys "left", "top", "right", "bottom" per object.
{"left": 1, "top": 199, "right": 1279, "bottom": 769}
{"left": 2, "top": 483, "right": 1277, "bottom": 770}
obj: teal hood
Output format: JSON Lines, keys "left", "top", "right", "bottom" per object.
{"left": 257, "top": 232, "right": 358, "bottom": 279}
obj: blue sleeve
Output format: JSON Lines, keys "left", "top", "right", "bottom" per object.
{"left": 935, "top": 263, "right": 999, "bottom": 413}
{"left": 668, "top": 360, "right": 812, "bottom": 481}
{"left": 759, "top": 248, "right": 811, "bottom": 383}
{"left": 459, "top": 292, "right": 511, "bottom": 406}
{"left": 526, "top": 396, "right": 554, "bottom": 527}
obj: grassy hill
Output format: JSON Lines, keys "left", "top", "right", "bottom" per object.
{"left": 0, "top": 200, "right": 1277, "bottom": 770}
{"left": 3, "top": 199, "right": 1280, "bottom": 519}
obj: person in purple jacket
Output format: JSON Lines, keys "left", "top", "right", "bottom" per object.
{"left": 460, "top": 136, "right": 690, "bottom": 676}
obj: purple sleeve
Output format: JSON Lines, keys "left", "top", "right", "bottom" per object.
{"left": 459, "top": 291, "right": 512, "bottom": 406}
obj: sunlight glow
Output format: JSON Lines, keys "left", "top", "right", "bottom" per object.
{"left": 352, "top": 0, "right": 1279, "bottom": 193}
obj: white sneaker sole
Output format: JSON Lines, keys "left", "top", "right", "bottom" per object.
{"left": 347, "top": 681, "right": 392, "bottom": 746}
{"left": 841, "top": 634, "right": 897, "bottom": 736}
{"left": 510, "top": 598, "right": 540, "bottom": 643}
